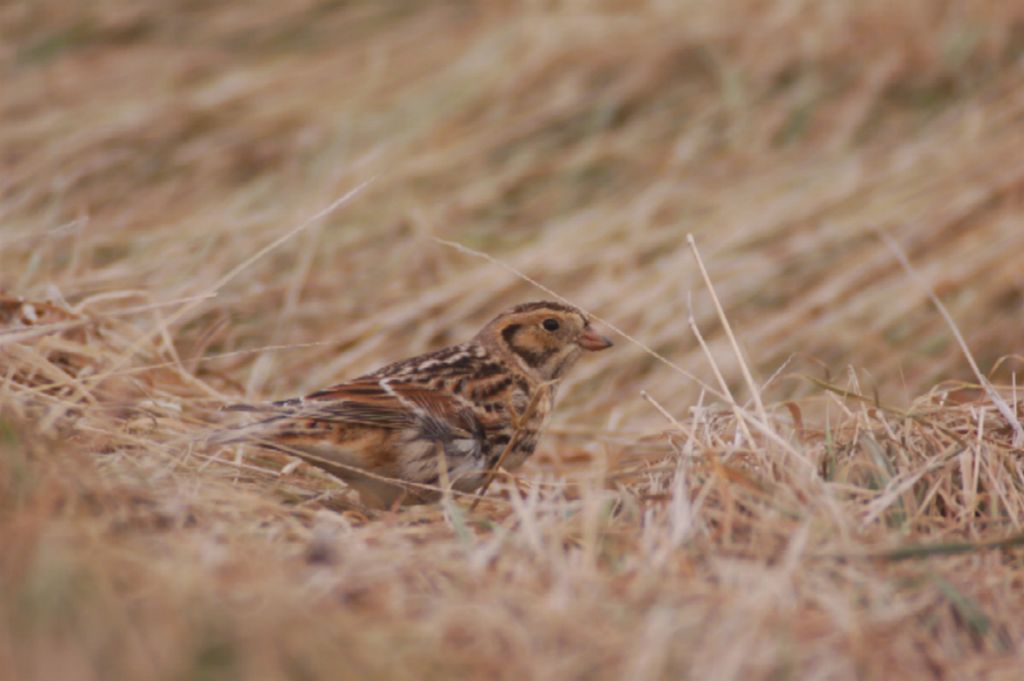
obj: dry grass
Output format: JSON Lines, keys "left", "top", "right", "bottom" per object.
{"left": 3, "top": 1, "right": 1024, "bottom": 679}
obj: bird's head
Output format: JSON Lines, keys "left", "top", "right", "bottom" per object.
{"left": 477, "top": 300, "right": 613, "bottom": 381}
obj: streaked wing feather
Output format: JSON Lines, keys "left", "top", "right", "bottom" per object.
{"left": 303, "top": 379, "right": 481, "bottom": 440}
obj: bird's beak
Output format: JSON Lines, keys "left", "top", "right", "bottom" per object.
{"left": 578, "top": 326, "right": 613, "bottom": 351}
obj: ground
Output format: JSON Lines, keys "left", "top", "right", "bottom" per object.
{"left": 2, "top": 2, "right": 1024, "bottom": 679}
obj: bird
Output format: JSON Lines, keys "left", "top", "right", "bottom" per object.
{"left": 213, "top": 301, "right": 613, "bottom": 508}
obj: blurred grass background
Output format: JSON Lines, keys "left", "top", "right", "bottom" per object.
{"left": 4, "top": 0, "right": 1024, "bottom": 419}
{"left": 3, "top": 1, "right": 1024, "bottom": 679}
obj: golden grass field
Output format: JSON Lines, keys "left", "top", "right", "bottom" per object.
{"left": 3, "top": 1, "right": 1024, "bottom": 679}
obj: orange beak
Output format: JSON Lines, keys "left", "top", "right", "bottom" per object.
{"left": 578, "top": 326, "right": 613, "bottom": 351}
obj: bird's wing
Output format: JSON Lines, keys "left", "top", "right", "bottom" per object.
{"left": 280, "top": 378, "right": 485, "bottom": 441}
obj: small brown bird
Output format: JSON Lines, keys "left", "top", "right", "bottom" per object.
{"left": 217, "top": 301, "right": 612, "bottom": 507}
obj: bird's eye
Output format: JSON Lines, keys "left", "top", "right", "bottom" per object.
{"left": 542, "top": 318, "right": 560, "bottom": 332}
